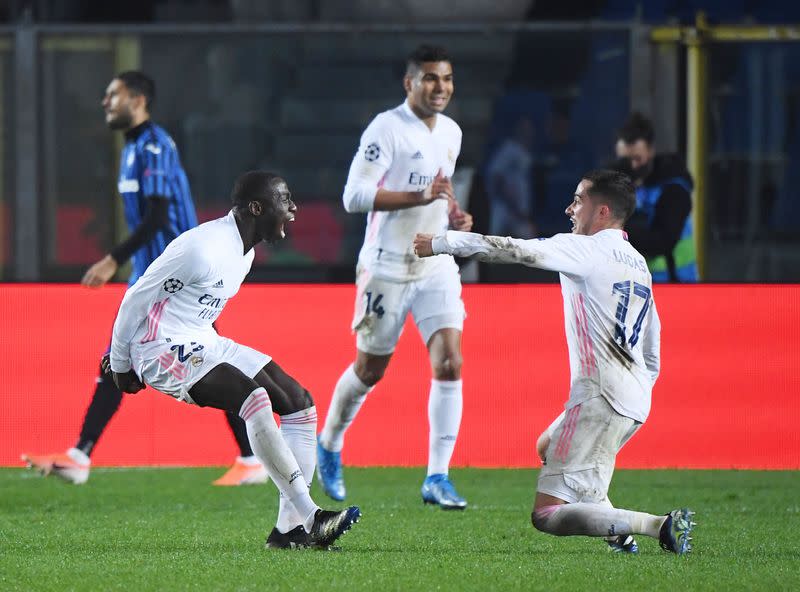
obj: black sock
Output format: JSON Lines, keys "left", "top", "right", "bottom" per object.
{"left": 75, "top": 375, "right": 123, "bottom": 457}
{"left": 225, "top": 410, "right": 253, "bottom": 457}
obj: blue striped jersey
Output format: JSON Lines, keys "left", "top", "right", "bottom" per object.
{"left": 117, "top": 121, "right": 198, "bottom": 284}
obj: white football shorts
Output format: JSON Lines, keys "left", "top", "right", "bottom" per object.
{"left": 131, "top": 333, "right": 271, "bottom": 404}
{"left": 537, "top": 395, "right": 640, "bottom": 504}
{"left": 352, "top": 262, "right": 465, "bottom": 355}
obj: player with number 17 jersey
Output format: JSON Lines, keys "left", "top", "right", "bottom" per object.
{"left": 430, "top": 224, "right": 659, "bottom": 422}
{"left": 416, "top": 171, "right": 693, "bottom": 557}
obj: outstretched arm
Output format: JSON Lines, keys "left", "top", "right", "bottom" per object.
{"left": 414, "top": 230, "right": 592, "bottom": 277}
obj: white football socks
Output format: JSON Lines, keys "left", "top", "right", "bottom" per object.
{"left": 427, "top": 379, "right": 463, "bottom": 476}
{"left": 319, "top": 364, "right": 372, "bottom": 452}
{"left": 533, "top": 503, "right": 665, "bottom": 538}
{"left": 599, "top": 496, "right": 620, "bottom": 542}
{"left": 276, "top": 406, "right": 318, "bottom": 533}
{"left": 239, "top": 388, "right": 318, "bottom": 531}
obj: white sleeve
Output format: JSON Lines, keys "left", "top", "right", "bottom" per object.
{"left": 642, "top": 299, "right": 661, "bottom": 384}
{"left": 432, "top": 231, "right": 594, "bottom": 278}
{"left": 342, "top": 115, "right": 395, "bottom": 213}
{"left": 109, "top": 240, "right": 205, "bottom": 373}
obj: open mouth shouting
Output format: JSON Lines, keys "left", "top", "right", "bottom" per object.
{"left": 279, "top": 211, "right": 296, "bottom": 239}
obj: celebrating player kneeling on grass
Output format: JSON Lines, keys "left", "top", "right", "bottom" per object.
{"left": 414, "top": 169, "right": 695, "bottom": 555}
{"left": 105, "top": 171, "right": 361, "bottom": 550}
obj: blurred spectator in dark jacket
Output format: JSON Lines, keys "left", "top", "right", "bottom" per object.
{"left": 486, "top": 115, "right": 537, "bottom": 238}
{"left": 612, "top": 113, "right": 698, "bottom": 282}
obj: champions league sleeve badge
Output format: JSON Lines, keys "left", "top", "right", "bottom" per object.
{"left": 163, "top": 278, "right": 184, "bottom": 293}
{"left": 364, "top": 143, "right": 381, "bottom": 162}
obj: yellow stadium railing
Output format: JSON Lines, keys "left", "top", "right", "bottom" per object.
{"left": 651, "top": 13, "right": 800, "bottom": 281}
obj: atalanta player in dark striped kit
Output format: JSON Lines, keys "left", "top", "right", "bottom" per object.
{"left": 23, "top": 71, "right": 263, "bottom": 486}
{"left": 114, "top": 103, "right": 197, "bottom": 283}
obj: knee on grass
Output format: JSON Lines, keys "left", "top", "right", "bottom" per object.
{"left": 531, "top": 505, "right": 562, "bottom": 534}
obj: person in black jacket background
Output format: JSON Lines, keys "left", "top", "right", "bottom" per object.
{"left": 612, "top": 113, "right": 698, "bottom": 282}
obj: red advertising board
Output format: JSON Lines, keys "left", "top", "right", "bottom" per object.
{"left": 2, "top": 284, "right": 798, "bottom": 469}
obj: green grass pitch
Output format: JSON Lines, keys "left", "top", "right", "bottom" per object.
{"left": 1, "top": 468, "right": 798, "bottom": 591}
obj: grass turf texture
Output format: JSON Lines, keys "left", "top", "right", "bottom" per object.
{"left": 1, "top": 468, "right": 798, "bottom": 591}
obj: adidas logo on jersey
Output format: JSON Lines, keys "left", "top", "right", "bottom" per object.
{"left": 411, "top": 151, "right": 424, "bottom": 159}
{"left": 213, "top": 279, "right": 224, "bottom": 288}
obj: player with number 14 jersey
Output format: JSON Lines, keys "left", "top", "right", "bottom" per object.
{"left": 317, "top": 45, "right": 474, "bottom": 510}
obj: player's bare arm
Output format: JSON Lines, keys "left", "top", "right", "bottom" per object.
{"left": 372, "top": 168, "right": 453, "bottom": 211}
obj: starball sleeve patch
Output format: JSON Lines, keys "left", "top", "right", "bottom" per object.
{"left": 163, "top": 278, "right": 184, "bottom": 293}
{"left": 364, "top": 143, "right": 381, "bottom": 162}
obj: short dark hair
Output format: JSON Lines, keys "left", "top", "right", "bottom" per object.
{"left": 581, "top": 169, "right": 636, "bottom": 223}
{"left": 116, "top": 71, "right": 155, "bottom": 110}
{"left": 231, "top": 170, "right": 284, "bottom": 209}
{"left": 616, "top": 112, "right": 654, "bottom": 145}
{"left": 406, "top": 44, "right": 450, "bottom": 76}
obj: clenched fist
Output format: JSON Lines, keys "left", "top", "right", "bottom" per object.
{"left": 101, "top": 353, "right": 145, "bottom": 393}
{"left": 413, "top": 233, "right": 435, "bottom": 258}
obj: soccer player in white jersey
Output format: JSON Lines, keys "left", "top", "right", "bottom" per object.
{"left": 414, "top": 170, "right": 695, "bottom": 554}
{"left": 316, "top": 45, "right": 474, "bottom": 509}
{"left": 104, "top": 171, "right": 361, "bottom": 550}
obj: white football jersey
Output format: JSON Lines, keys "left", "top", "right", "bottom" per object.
{"left": 433, "top": 229, "right": 661, "bottom": 422}
{"left": 343, "top": 100, "right": 462, "bottom": 281}
{"left": 110, "top": 211, "right": 254, "bottom": 373}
